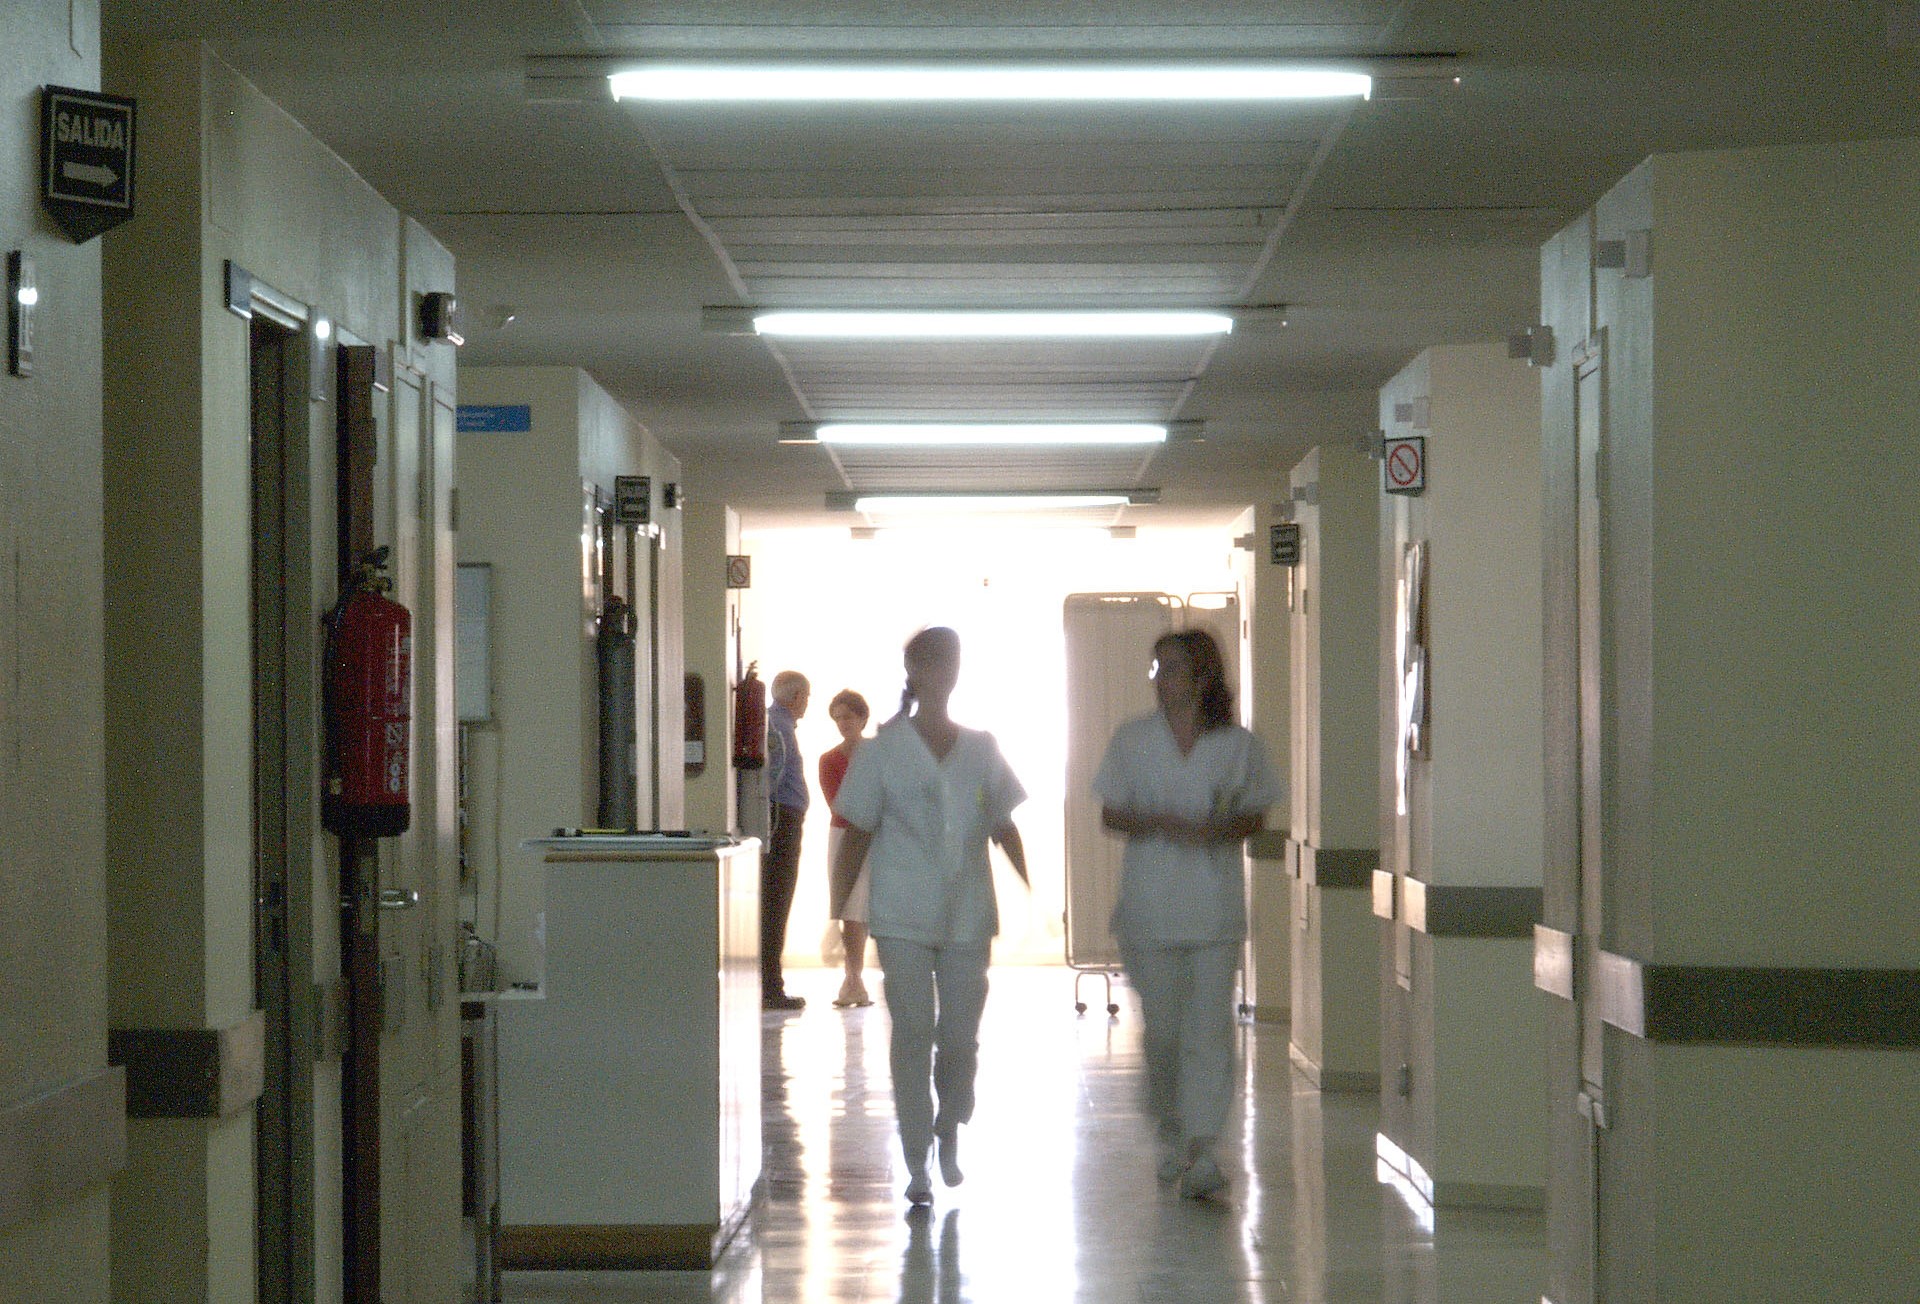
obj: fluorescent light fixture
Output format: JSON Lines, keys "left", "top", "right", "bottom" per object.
{"left": 819, "top": 422, "right": 1168, "bottom": 446}
{"left": 610, "top": 63, "right": 1370, "bottom": 102}
{"left": 750, "top": 310, "right": 1233, "bottom": 339}
{"left": 783, "top": 420, "right": 1201, "bottom": 445}
{"left": 858, "top": 493, "right": 1129, "bottom": 513}
{"left": 16, "top": 286, "right": 38, "bottom": 307}
{"left": 829, "top": 488, "right": 1158, "bottom": 514}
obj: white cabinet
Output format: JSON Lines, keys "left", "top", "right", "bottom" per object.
{"left": 495, "top": 835, "right": 761, "bottom": 1269}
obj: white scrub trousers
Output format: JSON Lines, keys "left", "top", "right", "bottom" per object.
{"left": 874, "top": 937, "right": 991, "bottom": 1170}
{"left": 1119, "top": 937, "right": 1240, "bottom": 1147}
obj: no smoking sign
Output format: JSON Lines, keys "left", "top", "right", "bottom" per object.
{"left": 1383, "top": 436, "right": 1426, "bottom": 496}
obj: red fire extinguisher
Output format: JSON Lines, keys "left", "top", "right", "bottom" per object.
{"left": 324, "top": 547, "right": 412, "bottom": 838}
{"left": 732, "top": 661, "right": 767, "bottom": 770}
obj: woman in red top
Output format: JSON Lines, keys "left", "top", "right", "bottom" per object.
{"left": 818, "top": 688, "right": 874, "bottom": 1007}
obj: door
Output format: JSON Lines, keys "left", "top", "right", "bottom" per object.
{"left": 1289, "top": 477, "right": 1322, "bottom": 1059}
{"left": 337, "top": 349, "right": 460, "bottom": 1303}
{"left": 376, "top": 369, "right": 462, "bottom": 1304}
{"left": 1572, "top": 327, "right": 1610, "bottom": 1301}
{"left": 1060, "top": 591, "right": 1244, "bottom": 981}
{"left": 251, "top": 310, "right": 314, "bottom": 1304}
{"left": 640, "top": 522, "right": 662, "bottom": 827}
{"left": 1062, "top": 593, "right": 1179, "bottom": 975}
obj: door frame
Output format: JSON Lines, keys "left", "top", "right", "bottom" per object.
{"left": 246, "top": 283, "right": 324, "bottom": 1304}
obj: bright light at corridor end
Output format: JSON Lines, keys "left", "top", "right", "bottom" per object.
{"left": 752, "top": 310, "right": 1234, "bottom": 339}
{"left": 609, "top": 64, "right": 1371, "bottom": 102}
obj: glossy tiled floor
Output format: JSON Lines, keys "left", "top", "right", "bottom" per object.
{"left": 501, "top": 965, "right": 1546, "bottom": 1303}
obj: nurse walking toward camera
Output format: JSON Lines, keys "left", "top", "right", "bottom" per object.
{"left": 829, "top": 626, "right": 1029, "bottom": 1207}
{"left": 1094, "top": 628, "right": 1283, "bottom": 1201}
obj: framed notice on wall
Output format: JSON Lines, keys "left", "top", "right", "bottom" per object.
{"left": 456, "top": 563, "right": 492, "bottom": 722}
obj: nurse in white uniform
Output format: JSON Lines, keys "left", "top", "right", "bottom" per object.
{"left": 1093, "top": 628, "right": 1283, "bottom": 1200}
{"left": 830, "top": 626, "right": 1029, "bottom": 1207}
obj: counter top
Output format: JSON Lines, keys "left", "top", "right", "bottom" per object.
{"left": 522, "top": 832, "right": 758, "bottom": 863}
{"left": 461, "top": 986, "right": 545, "bottom": 1006}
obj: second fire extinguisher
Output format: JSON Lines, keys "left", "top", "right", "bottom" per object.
{"left": 595, "top": 595, "right": 637, "bottom": 830}
{"left": 732, "top": 661, "right": 767, "bottom": 770}
{"left": 323, "top": 547, "right": 412, "bottom": 838}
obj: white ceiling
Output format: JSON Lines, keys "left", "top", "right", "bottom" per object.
{"left": 106, "top": 0, "right": 1920, "bottom": 528}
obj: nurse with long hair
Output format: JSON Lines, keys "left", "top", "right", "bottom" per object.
{"left": 1094, "top": 627, "right": 1282, "bottom": 1200}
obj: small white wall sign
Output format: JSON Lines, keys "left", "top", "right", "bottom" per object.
{"left": 1383, "top": 436, "right": 1426, "bottom": 495}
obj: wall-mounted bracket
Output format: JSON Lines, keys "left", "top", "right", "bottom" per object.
{"left": 1507, "top": 324, "right": 1556, "bottom": 367}
{"left": 418, "top": 291, "right": 464, "bottom": 346}
{"left": 1596, "top": 229, "right": 1653, "bottom": 279}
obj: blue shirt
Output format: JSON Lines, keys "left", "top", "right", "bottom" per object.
{"left": 767, "top": 702, "right": 809, "bottom": 812}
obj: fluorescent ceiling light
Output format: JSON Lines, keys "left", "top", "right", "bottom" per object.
{"left": 831, "top": 488, "right": 1157, "bottom": 514}
{"left": 751, "top": 310, "right": 1233, "bottom": 339}
{"left": 854, "top": 493, "right": 1132, "bottom": 514}
{"left": 610, "top": 64, "right": 1370, "bottom": 102}
{"left": 816, "top": 422, "right": 1168, "bottom": 446}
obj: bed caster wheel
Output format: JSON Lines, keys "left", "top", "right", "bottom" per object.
{"left": 1106, "top": 1003, "right": 1120, "bottom": 1016}
{"left": 1075, "top": 1001, "right": 1088, "bottom": 1014}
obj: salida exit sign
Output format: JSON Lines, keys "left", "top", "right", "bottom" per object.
{"left": 40, "top": 85, "right": 137, "bottom": 243}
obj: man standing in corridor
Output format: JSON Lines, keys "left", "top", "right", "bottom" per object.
{"left": 763, "top": 671, "right": 811, "bottom": 1010}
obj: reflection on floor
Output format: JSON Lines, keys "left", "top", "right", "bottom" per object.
{"left": 500, "top": 964, "right": 1546, "bottom": 1303}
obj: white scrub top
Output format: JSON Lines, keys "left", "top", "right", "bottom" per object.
{"left": 1092, "top": 712, "right": 1284, "bottom": 945}
{"left": 832, "top": 716, "right": 1027, "bottom": 946}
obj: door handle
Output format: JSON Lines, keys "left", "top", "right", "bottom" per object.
{"left": 377, "top": 888, "right": 421, "bottom": 911}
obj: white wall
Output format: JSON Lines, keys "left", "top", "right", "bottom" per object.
{"left": 1622, "top": 139, "right": 1920, "bottom": 1301}
{"left": 1377, "top": 343, "right": 1545, "bottom": 1204}
{"left": 101, "top": 38, "right": 460, "bottom": 1304}
{"left": 1539, "top": 140, "right": 1920, "bottom": 1303}
{"left": 0, "top": 2, "right": 112, "bottom": 1298}
{"left": 1288, "top": 443, "right": 1381, "bottom": 1087}
{"left": 458, "top": 365, "right": 684, "bottom": 984}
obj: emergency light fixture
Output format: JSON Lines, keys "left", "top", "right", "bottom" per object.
{"left": 610, "top": 64, "right": 1372, "bottom": 103}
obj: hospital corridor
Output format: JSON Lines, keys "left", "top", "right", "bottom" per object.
{"left": 7, "top": 2, "right": 1919, "bottom": 1302}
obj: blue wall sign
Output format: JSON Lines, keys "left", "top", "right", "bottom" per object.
{"left": 457, "top": 404, "right": 532, "bottom": 433}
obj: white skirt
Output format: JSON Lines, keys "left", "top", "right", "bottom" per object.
{"left": 826, "top": 823, "right": 870, "bottom": 923}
